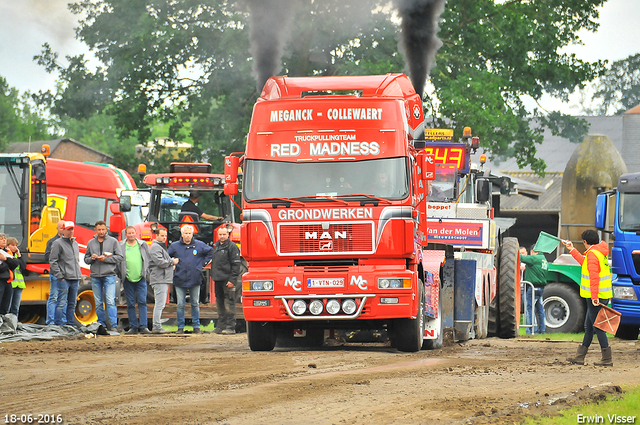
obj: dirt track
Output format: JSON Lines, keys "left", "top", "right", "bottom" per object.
{"left": 1, "top": 333, "right": 639, "bottom": 424}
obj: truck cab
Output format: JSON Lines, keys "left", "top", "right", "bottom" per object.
{"left": 596, "top": 172, "right": 640, "bottom": 339}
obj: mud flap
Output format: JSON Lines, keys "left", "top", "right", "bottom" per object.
{"left": 454, "top": 259, "right": 476, "bottom": 341}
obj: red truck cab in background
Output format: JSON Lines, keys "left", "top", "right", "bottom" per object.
{"left": 226, "top": 74, "right": 440, "bottom": 352}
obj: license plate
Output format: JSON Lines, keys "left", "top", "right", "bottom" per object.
{"left": 307, "top": 278, "right": 344, "bottom": 288}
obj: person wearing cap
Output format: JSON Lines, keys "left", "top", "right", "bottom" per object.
{"left": 49, "top": 221, "right": 82, "bottom": 325}
{"left": 85, "top": 220, "right": 124, "bottom": 331}
{"left": 180, "top": 191, "right": 224, "bottom": 221}
{"left": 44, "top": 221, "right": 65, "bottom": 324}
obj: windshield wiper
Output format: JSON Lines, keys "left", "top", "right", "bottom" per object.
{"left": 334, "top": 194, "right": 392, "bottom": 205}
{"left": 249, "top": 197, "right": 306, "bottom": 207}
{"left": 290, "top": 196, "right": 350, "bottom": 205}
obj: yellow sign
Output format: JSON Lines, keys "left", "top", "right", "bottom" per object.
{"left": 424, "top": 128, "right": 454, "bottom": 141}
{"left": 47, "top": 194, "right": 68, "bottom": 219}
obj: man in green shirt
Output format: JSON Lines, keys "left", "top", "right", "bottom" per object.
{"left": 119, "top": 226, "right": 151, "bottom": 334}
{"left": 521, "top": 246, "right": 548, "bottom": 334}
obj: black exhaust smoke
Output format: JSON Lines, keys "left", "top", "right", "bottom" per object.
{"left": 394, "top": 0, "right": 446, "bottom": 97}
{"left": 245, "top": 0, "right": 297, "bottom": 92}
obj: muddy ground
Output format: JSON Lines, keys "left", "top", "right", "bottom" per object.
{"left": 1, "top": 332, "right": 639, "bottom": 425}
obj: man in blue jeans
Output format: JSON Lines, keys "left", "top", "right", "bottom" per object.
{"left": 168, "top": 225, "right": 213, "bottom": 334}
{"left": 119, "top": 226, "right": 151, "bottom": 334}
{"left": 520, "top": 246, "right": 548, "bottom": 334}
{"left": 49, "top": 221, "right": 82, "bottom": 325}
{"left": 44, "top": 221, "right": 64, "bottom": 325}
{"left": 85, "top": 220, "right": 123, "bottom": 330}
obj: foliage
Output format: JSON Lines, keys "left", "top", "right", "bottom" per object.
{"left": 591, "top": 53, "right": 640, "bottom": 115}
{"left": 40, "top": 0, "right": 609, "bottom": 175}
{"left": 427, "top": 0, "right": 607, "bottom": 173}
{"left": 0, "top": 76, "right": 52, "bottom": 150}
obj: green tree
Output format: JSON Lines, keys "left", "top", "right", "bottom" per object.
{"left": 591, "top": 53, "right": 640, "bottom": 115}
{"left": 0, "top": 76, "right": 52, "bottom": 150}
{"left": 42, "top": 0, "right": 607, "bottom": 175}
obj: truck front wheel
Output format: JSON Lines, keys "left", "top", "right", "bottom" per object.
{"left": 542, "top": 283, "right": 585, "bottom": 333}
{"left": 247, "top": 321, "right": 277, "bottom": 351}
{"left": 615, "top": 324, "right": 640, "bottom": 340}
{"left": 396, "top": 282, "right": 425, "bottom": 352}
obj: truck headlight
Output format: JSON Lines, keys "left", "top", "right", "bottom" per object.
{"left": 292, "top": 300, "right": 307, "bottom": 315}
{"left": 309, "top": 300, "right": 324, "bottom": 315}
{"left": 326, "top": 299, "right": 341, "bottom": 315}
{"left": 248, "top": 280, "right": 274, "bottom": 291}
{"left": 378, "top": 278, "right": 411, "bottom": 289}
{"left": 613, "top": 286, "right": 637, "bottom": 301}
{"left": 342, "top": 299, "right": 357, "bottom": 315}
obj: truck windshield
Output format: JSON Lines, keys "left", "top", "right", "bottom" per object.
{"left": 619, "top": 193, "right": 640, "bottom": 231}
{"left": 244, "top": 157, "right": 409, "bottom": 201}
{"left": 0, "top": 161, "right": 27, "bottom": 240}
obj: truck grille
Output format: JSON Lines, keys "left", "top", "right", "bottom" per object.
{"left": 278, "top": 223, "right": 374, "bottom": 255}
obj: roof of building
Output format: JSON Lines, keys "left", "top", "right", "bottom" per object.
{"left": 6, "top": 138, "right": 113, "bottom": 161}
{"left": 500, "top": 171, "right": 563, "bottom": 213}
{"left": 482, "top": 116, "right": 624, "bottom": 173}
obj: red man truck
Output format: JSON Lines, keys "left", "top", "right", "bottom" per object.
{"left": 225, "top": 74, "right": 442, "bottom": 351}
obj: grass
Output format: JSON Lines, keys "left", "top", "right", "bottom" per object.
{"left": 163, "top": 321, "right": 217, "bottom": 333}
{"left": 518, "top": 327, "right": 585, "bottom": 341}
{"left": 521, "top": 385, "right": 640, "bottom": 425}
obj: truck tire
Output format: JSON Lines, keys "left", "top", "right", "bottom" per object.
{"left": 498, "top": 237, "right": 520, "bottom": 339}
{"left": 615, "top": 324, "right": 640, "bottom": 340}
{"left": 542, "top": 283, "right": 585, "bottom": 333}
{"left": 396, "top": 282, "right": 425, "bottom": 352}
{"left": 247, "top": 321, "right": 277, "bottom": 351}
{"left": 74, "top": 283, "right": 98, "bottom": 326}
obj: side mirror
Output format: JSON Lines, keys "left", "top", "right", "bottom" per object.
{"left": 224, "top": 183, "right": 239, "bottom": 196}
{"left": 109, "top": 203, "right": 126, "bottom": 236}
{"left": 500, "top": 177, "right": 512, "bottom": 195}
{"left": 595, "top": 193, "right": 608, "bottom": 230}
{"left": 224, "top": 156, "right": 240, "bottom": 196}
{"left": 120, "top": 195, "right": 132, "bottom": 213}
{"left": 476, "top": 179, "right": 490, "bottom": 203}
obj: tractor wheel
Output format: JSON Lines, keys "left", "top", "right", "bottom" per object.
{"left": 543, "top": 283, "right": 585, "bottom": 333}
{"left": 396, "top": 282, "right": 425, "bottom": 352}
{"left": 18, "top": 306, "right": 46, "bottom": 324}
{"left": 498, "top": 237, "right": 520, "bottom": 339}
{"left": 74, "top": 283, "right": 98, "bottom": 326}
{"left": 247, "top": 321, "right": 277, "bottom": 351}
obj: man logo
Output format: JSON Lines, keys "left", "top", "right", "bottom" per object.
{"left": 350, "top": 275, "right": 368, "bottom": 290}
{"left": 319, "top": 241, "right": 333, "bottom": 251}
{"left": 285, "top": 276, "right": 302, "bottom": 291}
